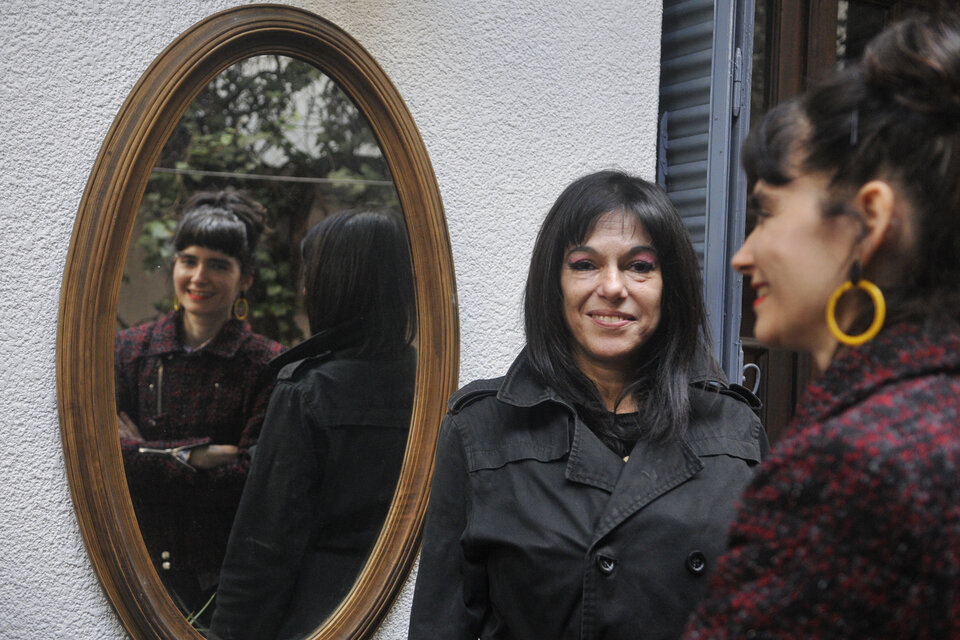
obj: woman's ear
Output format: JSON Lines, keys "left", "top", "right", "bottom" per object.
{"left": 241, "top": 272, "right": 254, "bottom": 292}
{"left": 854, "top": 180, "right": 898, "bottom": 267}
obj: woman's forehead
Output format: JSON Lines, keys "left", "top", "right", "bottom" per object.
{"left": 584, "top": 210, "right": 650, "bottom": 243}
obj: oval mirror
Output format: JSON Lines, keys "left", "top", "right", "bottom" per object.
{"left": 57, "top": 6, "right": 458, "bottom": 640}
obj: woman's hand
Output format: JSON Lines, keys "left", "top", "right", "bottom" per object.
{"left": 189, "top": 444, "right": 240, "bottom": 470}
{"left": 118, "top": 412, "right": 144, "bottom": 441}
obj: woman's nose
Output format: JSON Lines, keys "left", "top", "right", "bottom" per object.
{"left": 730, "top": 232, "right": 754, "bottom": 275}
{"left": 190, "top": 263, "right": 208, "bottom": 281}
{"left": 597, "top": 267, "right": 627, "bottom": 299}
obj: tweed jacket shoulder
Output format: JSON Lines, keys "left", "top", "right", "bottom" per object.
{"left": 684, "top": 319, "right": 960, "bottom": 639}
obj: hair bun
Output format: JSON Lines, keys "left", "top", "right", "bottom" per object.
{"left": 182, "top": 188, "right": 266, "bottom": 252}
{"left": 862, "top": 11, "right": 960, "bottom": 126}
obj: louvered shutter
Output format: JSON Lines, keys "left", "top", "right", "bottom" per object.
{"left": 658, "top": 0, "right": 753, "bottom": 380}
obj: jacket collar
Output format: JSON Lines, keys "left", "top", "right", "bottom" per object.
{"left": 496, "top": 350, "right": 705, "bottom": 520}
{"left": 143, "top": 310, "right": 250, "bottom": 359}
{"left": 496, "top": 348, "right": 576, "bottom": 411}
{"left": 796, "top": 318, "right": 960, "bottom": 426}
{"left": 268, "top": 322, "right": 364, "bottom": 371}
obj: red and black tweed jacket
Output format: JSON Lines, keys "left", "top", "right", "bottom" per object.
{"left": 684, "top": 318, "right": 960, "bottom": 639}
{"left": 115, "top": 310, "right": 283, "bottom": 577}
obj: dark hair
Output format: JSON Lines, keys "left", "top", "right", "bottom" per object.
{"left": 743, "top": 10, "right": 960, "bottom": 324}
{"left": 524, "top": 170, "right": 718, "bottom": 443}
{"left": 300, "top": 210, "right": 415, "bottom": 353}
{"left": 173, "top": 188, "right": 266, "bottom": 274}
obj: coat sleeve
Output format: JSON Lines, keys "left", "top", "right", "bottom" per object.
{"left": 408, "top": 414, "right": 488, "bottom": 639}
{"left": 208, "top": 380, "right": 323, "bottom": 640}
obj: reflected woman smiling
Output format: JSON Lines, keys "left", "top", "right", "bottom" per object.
{"left": 115, "top": 189, "right": 283, "bottom": 620}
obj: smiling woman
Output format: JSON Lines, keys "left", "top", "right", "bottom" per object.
{"left": 560, "top": 212, "right": 664, "bottom": 403}
{"left": 408, "top": 170, "right": 766, "bottom": 640}
{"left": 734, "top": 165, "right": 862, "bottom": 370}
{"left": 115, "top": 190, "right": 283, "bottom": 624}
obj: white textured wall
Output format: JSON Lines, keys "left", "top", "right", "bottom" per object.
{"left": 0, "top": 0, "right": 661, "bottom": 637}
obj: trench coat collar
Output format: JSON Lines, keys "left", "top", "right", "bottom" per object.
{"left": 496, "top": 347, "right": 574, "bottom": 410}
{"left": 268, "top": 321, "right": 365, "bottom": 371}
{"left": 496, "top": 349, "right": 705, "bottom": 537}
{"left": 143, "top": 310, "right": 251, "bottom": 359}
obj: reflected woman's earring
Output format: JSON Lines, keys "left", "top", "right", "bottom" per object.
{"left": 233, "top": 293, "right": 249, "bottom": 321}
{"left": 173, "top": 297, "right": 181, "bottom": 312}
{"left": 826, "top": 261, "right": 886, "bottom": 346}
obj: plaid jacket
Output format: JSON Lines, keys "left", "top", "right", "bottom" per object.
{"left": 115, "top": 310, "right": 283, "bottom": 576}
{"left": 685, "top": 319, "right": 960, "bottom": 639}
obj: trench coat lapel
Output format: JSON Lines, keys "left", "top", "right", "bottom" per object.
{"left": 590, "top": 435, "right": 703, "bottom": 546}
{"left": 564, "top": 416, "right": 624, "bottom": 493}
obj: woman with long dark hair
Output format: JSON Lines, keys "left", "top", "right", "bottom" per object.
{"left": 209, "top": 209, "right": 417, "bottom": 640}
{"left": 685, "top": 10, "right": 960, "bottom": 638}
{"left": 409, "top": 170, "right": 766, "bottom": 640}
{"left": 115, "top": 188, "right": 283, "bottom": 618}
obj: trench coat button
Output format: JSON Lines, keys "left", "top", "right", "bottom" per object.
{"left": 161, "top": 551, "right": 170, "bottom": 560}
{"left": 596, "top": 555, "right": 616, "bottom": 575}
{"left": 161, "top": 561, "right": 171, "bottom": 571}
{"left": 686, "top": 550, "right": 707, "bottom": 575}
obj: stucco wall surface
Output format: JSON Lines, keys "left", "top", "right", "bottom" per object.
{"left": 0, "top": 0, "right": 661, "bottom": 637}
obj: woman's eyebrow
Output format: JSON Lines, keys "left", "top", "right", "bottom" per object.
{"left": 565, "top": 244, "right": 657, "bottom": 256}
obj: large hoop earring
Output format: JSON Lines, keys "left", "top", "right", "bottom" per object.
{"left": 825, "top": 273, "right": 885, "bottom": 347}
{"left": 233, "top": 294, "right": 249, "bottom": 321}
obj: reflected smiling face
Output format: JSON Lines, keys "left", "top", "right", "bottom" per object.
{"left": 561, "top": 212, "right": 663, "bottom": 383}
{"left": 173, "top": 245, "right": 251, "bottom": 323}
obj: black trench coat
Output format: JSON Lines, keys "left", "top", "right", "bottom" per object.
{"left": 209, "top": 326, "right": 416, "bottom": 640}
{"left": 409, "top": 351, "right": 766, "bottom": 640}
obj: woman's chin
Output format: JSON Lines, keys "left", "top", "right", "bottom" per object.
{"left": 752, "top": 323, "right": 786, "bottom": 349}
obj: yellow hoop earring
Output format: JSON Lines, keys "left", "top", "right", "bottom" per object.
{"left": 233, "top": 294, "right": 249, "bottom": 321}
{"left": 825, "top": 279, "right": 886, "bottom": 346}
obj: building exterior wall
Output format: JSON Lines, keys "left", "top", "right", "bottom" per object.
{"left": 0, "top": 0, "right": 662, "bottom": 636}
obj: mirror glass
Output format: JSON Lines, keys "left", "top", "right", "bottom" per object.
{"left": 115, "top": 54, "right": 417, "bottom": 638}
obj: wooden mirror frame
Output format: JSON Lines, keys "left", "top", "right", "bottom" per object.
{"left": 57, "top": 5, "right": 458, "bottom": 639}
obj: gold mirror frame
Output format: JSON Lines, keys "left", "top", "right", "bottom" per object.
{"left": 56, "top": 5, "right": 458, "bottom": 639}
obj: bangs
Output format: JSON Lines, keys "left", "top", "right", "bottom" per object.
{"left": 742, "top": 99, "right": 808, "bottom": 189}
{"left": 174, "top": 207, "right": 248, "bottom": 263}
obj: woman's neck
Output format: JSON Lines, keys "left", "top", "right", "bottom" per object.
{"left": 181, "top": 311, "right": 229, "bottom": 349}
{"left": 577, "top": 361, "right": 637, "bottom": 413}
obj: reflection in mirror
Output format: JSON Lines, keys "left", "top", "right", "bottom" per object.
{"left": 210, "top": 210, "right": 417, "bottom": 640}
{"left": 115, "top": 55, "right": 414, "bottom": 637}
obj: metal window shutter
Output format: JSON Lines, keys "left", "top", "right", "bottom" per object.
{"left": 658, "top": 0, "right": 752, "bottom": 380}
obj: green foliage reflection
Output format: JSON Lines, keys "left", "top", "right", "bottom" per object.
{"left": 126, "top": 55, "right": 399, "bottom": 345}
